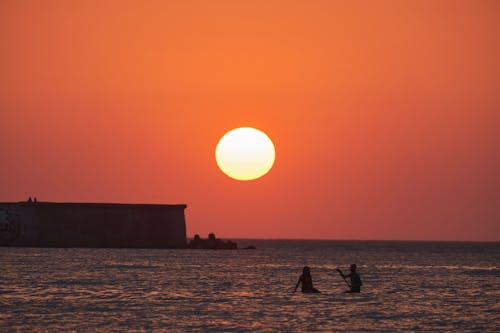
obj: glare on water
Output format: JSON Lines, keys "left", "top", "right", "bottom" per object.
{"left": 1, "top": 240, "right": 499, "bottom": 332}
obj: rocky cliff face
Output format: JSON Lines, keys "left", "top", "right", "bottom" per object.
{"left": 0, "top": 202, "right": 187, "bottom": 248}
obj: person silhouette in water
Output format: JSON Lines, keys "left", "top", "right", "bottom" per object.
{"left": 294, "top": 266, "right": 320, "bottom": 293}
{"left": 337, "top": 264, "right": 362, "bottom": 293}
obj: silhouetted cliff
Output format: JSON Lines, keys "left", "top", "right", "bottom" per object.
{"left": 0, "top": 202, "right": 187, "bottom": 248}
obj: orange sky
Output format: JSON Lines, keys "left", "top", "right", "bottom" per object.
{"left": 1, "top": 0, "right": 499, "bottom": 241}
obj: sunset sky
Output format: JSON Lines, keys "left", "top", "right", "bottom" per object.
{"left": 1, "top": 0, "right": 499, "bottom": 241}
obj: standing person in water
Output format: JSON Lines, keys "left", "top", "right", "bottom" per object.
{"left": 337, "top": 264, "right": 362, "bottom": 293}
{"left": 294, "top": 266, "right": 320, "bottom": 293}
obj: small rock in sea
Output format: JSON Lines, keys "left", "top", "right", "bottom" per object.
{"left": 187, "top": 233, "right": 238, "bottom": 249}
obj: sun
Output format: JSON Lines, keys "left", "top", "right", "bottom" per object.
{"left": 215, "top": 127, "right": 276, "bottom": 181}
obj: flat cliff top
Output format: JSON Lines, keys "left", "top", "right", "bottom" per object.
{"left": 1, "top": 202, "right": 187, "bottom": 209}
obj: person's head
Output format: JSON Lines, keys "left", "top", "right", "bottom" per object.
{"left": 350, "top": 264, "right": 357, "bottom": 272}
{"left": 302, "top": 266, "right": 311, "bottom": 276}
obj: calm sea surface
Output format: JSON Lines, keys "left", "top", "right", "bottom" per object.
{"left": 1, "top": 240, "right": 499, "bottom": 332}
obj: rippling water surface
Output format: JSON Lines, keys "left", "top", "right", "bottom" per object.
{"left": 1, "top": 240, "right": 499, "bottom": 332}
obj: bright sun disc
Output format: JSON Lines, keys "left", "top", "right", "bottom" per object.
{"left": 215, "top": 127, "right": 276, "bottom": 181}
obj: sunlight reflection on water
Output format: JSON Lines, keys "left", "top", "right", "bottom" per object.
{"left": 1, "top": 241, "right": 499, "bottom": 332}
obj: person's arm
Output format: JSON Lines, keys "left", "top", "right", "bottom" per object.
{"left": 294, "top": 276, "right": 302, "bottom": 292}
{"left": 337, "top": 268, "right": 352, "bottom": 279}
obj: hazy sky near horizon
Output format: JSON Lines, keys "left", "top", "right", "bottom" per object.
{"left": 1, "top": 0, "right": 499, "bottom": 241}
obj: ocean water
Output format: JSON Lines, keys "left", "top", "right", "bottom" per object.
{"left": 1, "top": 240, "right": 499, "bottom": 332}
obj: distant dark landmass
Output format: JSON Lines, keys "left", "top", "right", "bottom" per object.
{"left": 188, "top": 233, "right": 238, "bottom": 249}
{"left": 0, "top": 201, "right": 187, "bottom": 248}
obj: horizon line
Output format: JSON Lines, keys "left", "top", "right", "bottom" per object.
{"left": 187, "top": 236, "right": 500, "bottom": 243}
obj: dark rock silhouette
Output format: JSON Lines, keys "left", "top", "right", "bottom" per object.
{"left": 0, "top": 201, "right": 187, "bottom": 248}
{"left": 188, "top": 233, "right": 237, "bottom": 249}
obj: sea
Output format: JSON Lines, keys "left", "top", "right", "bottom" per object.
{"left": 1, "top": 240, "right": 499, "bottom": 332}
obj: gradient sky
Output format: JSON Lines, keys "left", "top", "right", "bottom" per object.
{"left": 1, "top": 0, "right": 499, "bottom": 241}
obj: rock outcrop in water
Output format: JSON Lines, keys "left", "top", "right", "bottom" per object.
{"left": 187, "top": 233, "right": 237, "bottom": 249}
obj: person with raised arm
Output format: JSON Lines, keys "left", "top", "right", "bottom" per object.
{"left": 337, "top": 264, "right": 362, "bottom": 293}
